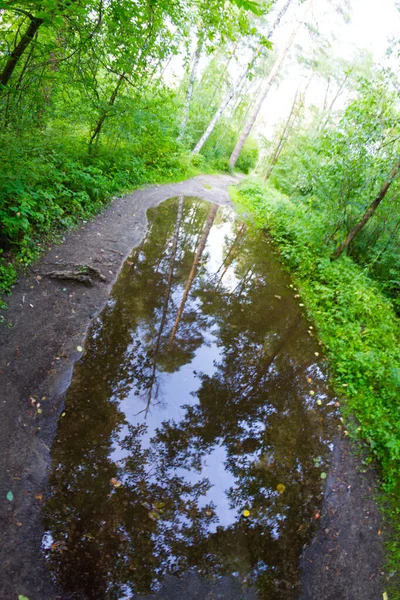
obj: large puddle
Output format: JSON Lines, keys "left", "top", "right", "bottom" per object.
{"left": 43, "top": 197, "right": 337, "bottom": 599}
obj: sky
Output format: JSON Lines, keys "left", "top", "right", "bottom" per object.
{"left": 256, "top": 0, "right": 400, "bottom": 138}
{"left": 165, "top": 0, "right": 400, "bottom": 142}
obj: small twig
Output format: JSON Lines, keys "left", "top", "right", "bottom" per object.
{"left": 107, "top": 248, "right": 123, "bottom": 256}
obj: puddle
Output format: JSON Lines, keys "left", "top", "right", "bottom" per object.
{"left": 43, "top": 197, "right": 337, "bottom": 599}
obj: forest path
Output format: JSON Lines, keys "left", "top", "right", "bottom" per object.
{"left": 0, "top": 174, "right": 236, "bottom": 599}
{"left": 0, "top": 174, "right": 383, "bottom": 600}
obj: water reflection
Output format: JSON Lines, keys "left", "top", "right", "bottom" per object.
{"left": 43, "top": 197, "right": 337, "bottom": 599}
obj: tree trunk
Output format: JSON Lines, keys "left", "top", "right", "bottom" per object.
{"left": 0, "top": 16, "right": 44, "bottom": 88}
{"left": 331, "top": 157, "right": 400, "bottom": 260}
{"left": 228, "top": 0, "right": 310, "bottom": 169}
{"left": 192, "top": 86, "right": 238, "bottom": 154}
{"left": 191, "top": 0, "right": 293, "bottom": 156}
{"left": 169, "top": 203, "right": 218, "bottom": 346}
{"left": 318, "top": 72, "right": 349, "bottom": 133}
{"left": 178, "top": 35, "right": 203, "bottom": 142}
{"left": 215, "top": 223, "right": 247, "bottom": 288}
{"left": 144, "top": 197, "right": 184, "bottom": 415}
{"left": 264, "top": 89, "right": 299, "bottom": 181}
{"left": 88, "top": 73, "right": 125, "bottom": 150}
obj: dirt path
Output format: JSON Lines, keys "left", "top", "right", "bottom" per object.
{"left": 0, "top": 174, "right": 384, "bottom": 600}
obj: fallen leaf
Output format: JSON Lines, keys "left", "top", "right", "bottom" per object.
{"left": 276, "top": 483, "right": 286, "bottom": 494}
{"left": 148, "top": 510, "right": 160, "bottom": 521}
{"left": 18, "top": 596, "right": 30, "bottom": 600}
{"left": 274, "top": 295, "right": 281, "bottom": 300}
{"left": 320, "top": 472, "right": 327, "bottom": 480}
{"left": 35, "top": 494, "right": 43, "bottom": 501}
{"left": 309, "top": 390, "right": 315, "bottom": 396}
{"left": 314, "top": 352, "right": 319, "bottom": 357}
{"left": 76, "top": 346, "right": 83, "bottom": 352}
{"left": 6, "top": 491, "right": 14, "bottom": 501}
{"left": 315, "top": 512, "right": 320, "bottom": 519}
{"left": 383, "top": 593, "right": 388, "bottom": 600}
{"left": 306, "top": 377, "right": 313, "bottom": 384}
{"left": 317, "top": 400, "right": 322, "bottom": 406}
{"left": 242, "top": 509, "right": 251, "bottom": 517}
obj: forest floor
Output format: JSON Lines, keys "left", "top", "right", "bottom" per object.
{"left": 0, "top": 174, "right": 384, "bottom": 600}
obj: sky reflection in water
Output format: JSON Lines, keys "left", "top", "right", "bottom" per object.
{"left": 43, "top": 197, "right": 337, "bottom": 600}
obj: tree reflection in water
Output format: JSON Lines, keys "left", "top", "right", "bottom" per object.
{"left": 43, "top": 197, "right": 337, "bottom": 599}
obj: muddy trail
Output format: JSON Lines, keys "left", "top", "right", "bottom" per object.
{"left": 0, "top": 175, "right": 383, "bottom": 600}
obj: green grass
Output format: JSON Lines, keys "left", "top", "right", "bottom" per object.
{"left": 230, "top": 178, "right": 400, "bottom": 596}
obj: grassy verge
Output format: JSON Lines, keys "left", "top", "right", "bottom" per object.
{"left": 0, "top": 139, "right": 208, "bottom": 306}
{"left": 230, "top": 178, "right": 400, "bottom": 595}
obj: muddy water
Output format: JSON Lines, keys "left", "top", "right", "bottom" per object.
{"left": 43, "top": 197, "right": 337, "bottom": 600}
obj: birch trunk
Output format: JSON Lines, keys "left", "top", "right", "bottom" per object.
{"left": 144, "top": 197, "right": 184, "bottom": 414}
{"left": 228, "top": 0, "right": 310, "bottom": 169}
{"left": 178, "top": 36, "right": 203, "bottom": 142}
{"left": 191, "top": 0, "right": 294, "bottom": 155}
{"left": 264, "top": 89, "right": 299, "bottom": 181}
{"left": 169, "top": 203, "right": 218, "bottom": 346}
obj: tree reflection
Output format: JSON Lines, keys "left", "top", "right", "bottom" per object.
{"left": 43, "top": 197, "right": 336, "bottom": 599}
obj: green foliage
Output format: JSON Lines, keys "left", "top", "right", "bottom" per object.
{"left": 234, "top": 177, "right": 400, "bottom": 591}
{"left": 0, "top": 251, "right": 16, "bottom": 305}
{"left": 0, "top": 87, "right": 200, "bottom": 297}
{"left": 264, "top": 74, "right": 400, "bottom": 311}
{"left": 0, "top": 0, "right": 267, "bottom": 298}
{"left": 181, "top": 55, "right": 259, "bottom": 173}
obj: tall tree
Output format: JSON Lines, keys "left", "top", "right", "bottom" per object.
{"left": 228, "top": 0, "right": 311, "bottom": 169}
{"left": 331, "top": 158, "right": 400, "bottom": 259}
{"left": 192, "top": 0, "right": 293, "bottom": 155}
{"left": 169, "top": 203, "right": 218, "bottom": 346}
{"left": 178, "top": 35, "right": 204, "bottom": 141}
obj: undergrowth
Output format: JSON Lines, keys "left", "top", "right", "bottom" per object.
{"left": 0, "top": 133, "right": 203, "bottom": 301}
{"left": 231, "top": 177, "right": 400, "bottom": 596}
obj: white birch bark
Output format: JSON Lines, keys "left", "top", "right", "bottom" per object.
{"left": 228, "top": 0, "right": 311, "bottom": 169}
{"left": 191, "top": 0, "right": 294, "bottom": 155}
{"left": 178, "top": 36, "right": 203, "bottom": 142}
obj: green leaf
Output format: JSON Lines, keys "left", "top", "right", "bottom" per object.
{"left": 231, "top": 0, "right": 264, "bottom": 15}
{"left": 6, "top": 490, "right": 14, "bottom": 501}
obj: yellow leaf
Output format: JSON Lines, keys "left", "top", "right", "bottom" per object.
{"left": 276, "top": 483, "right": 286, "bottom": 494}
{"left": 242, "top": 509, "right": 250, "bottom": 517}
